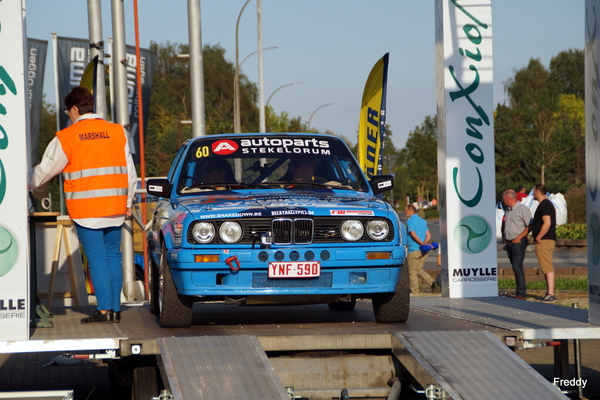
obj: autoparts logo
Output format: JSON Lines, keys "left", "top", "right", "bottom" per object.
{"left": 590, "top": 212, "right": 600, "bottom": 266}
{"left": 0, "top": 226, "right": 18, "bottom": 277}
{"left": 453, "top": 215, "right": 492, "bottom": 254}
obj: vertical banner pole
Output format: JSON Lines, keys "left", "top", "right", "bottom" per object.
{"left": 585, "top": 0, "right": 600, "bottom": 324}
{"left": 435, "top": 0, "right": 497, "bottom": 298}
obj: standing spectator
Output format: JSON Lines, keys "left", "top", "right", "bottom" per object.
{"left": 28, "top": 87, "right": 138, "bottom": 323}
{"left": 529, "top": 184, "right": 557, "bottom": 302}
{"left": 404, "top": 204, "right": 435, "bottom": 293}
{"left": 516, "top": 184, "right": 528, "bottom": 202}
{"left": 502, "top": 189, "right": 532, "bottom": 300}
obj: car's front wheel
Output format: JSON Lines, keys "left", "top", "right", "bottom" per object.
{"left": 158, "top": 243, "right": 193, "bottom": 327}
{"left": 371, "top": 264, "right": 410, "bottom": 323}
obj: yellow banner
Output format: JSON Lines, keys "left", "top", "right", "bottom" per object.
{"left": 358, "top": 53, "right": 388, "bottom": 179}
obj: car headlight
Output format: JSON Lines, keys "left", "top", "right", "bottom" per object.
{"left": 341, "top": 220, "right": 364, "bottom": 241}
{"left": 219, "top": 221, "right": 243, "bottom": 243}
{"left": 367, "top": 220, "right": 389, "bottom": 240}
{"left": 192, "top": 222, "right": 215, "bottom": 243}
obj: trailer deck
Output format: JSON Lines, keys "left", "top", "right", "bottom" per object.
{"left": 0, "top": 298, "right": 598, "bottom": 399}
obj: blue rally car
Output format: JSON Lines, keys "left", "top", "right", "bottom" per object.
{"left": 146, "top": 133, "right": 408, "bottom": 327}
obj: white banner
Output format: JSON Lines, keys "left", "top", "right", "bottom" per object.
{"left": 585, "top": 0, "right": 600, "bottom": 325}
{"left": 0, "top": 0, "right": 31, "bottom": 340}
{"left": 435, "top": 0, "right": 497, "bottom": 298}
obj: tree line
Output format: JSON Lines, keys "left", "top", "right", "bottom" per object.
{"left": 35, "top": 43, "right": 584, "bottom": 211}
{"left": 397, "top": 48, "right": 584, "bottom": 204}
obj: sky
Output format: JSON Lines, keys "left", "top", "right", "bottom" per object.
{"left": 25, "top": 0, "right": 584, "bottom": 150}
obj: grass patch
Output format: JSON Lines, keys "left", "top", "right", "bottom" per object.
{"left": 498, "top": 277, "right": 588, "bottom": 291}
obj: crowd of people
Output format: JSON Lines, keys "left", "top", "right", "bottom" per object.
{"left": 408, "top": 183, "right": 558, "bottom": 303}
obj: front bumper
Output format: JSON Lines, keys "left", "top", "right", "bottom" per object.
{"left": 166, "top": 246, "right": 405, "bottom": 296}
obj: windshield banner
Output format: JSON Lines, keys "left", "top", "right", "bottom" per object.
{"left": 358, "top": 53, "right": 388, "bottom": 179}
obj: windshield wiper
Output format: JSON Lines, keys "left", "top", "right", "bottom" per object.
{"left": 185, "top": 181, "right": 274, "bottom": 191}
{"left": 277, "top": 180, "right": 352, "bottom": 190}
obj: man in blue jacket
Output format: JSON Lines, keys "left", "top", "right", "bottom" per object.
{"left": 404, "top": 204, "right": 435, "bottom": 293}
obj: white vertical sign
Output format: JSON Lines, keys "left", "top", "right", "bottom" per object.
{"left": 435, "top": 0, "right": 497, "bottom": 298}
{"left": 586, "top": 0, "right": 600, "bottom": 325}
{"left": 0, "top": 0, "right": 30, "bottom": 340}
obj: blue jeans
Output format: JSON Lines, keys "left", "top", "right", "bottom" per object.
{"left": 506, "top": 240, "right": 527, "bottom": 297}
{"left": 75, "top": 223, "right": 123, "bottom": 312}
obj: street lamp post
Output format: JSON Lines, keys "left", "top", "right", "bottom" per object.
{"left": 232, "top": 47, "right": 277, "bottom": 133}
{"left": 234, "top": 0, "right": 252, "bottom": 134}
{"left": 266, "top": 82, "right": 302, "bottom": 108}
{"left": 308, "top": 102, "right": 336, "bottom": 129}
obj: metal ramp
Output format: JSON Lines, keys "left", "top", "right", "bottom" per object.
{"left": 410, "top": 297, "right": 600, "bottom": 341}
{"left": 393, "top": 331, "right": 569, "bottom": 400}
{"left": 157, "top": 335, "right": 289, "bottom": 400}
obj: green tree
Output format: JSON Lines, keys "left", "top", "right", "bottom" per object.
{"left": 549, "top": 48, "right": 584, "bottom": 100}
{"left": 398, "top": 116, "right": 437, "bottom": 204}
{"left": 503, "top": 58, "right": 576, "bottom": 187}
{"left": 145, "top": 41, "right": 259, "bottom": 176}
{"left": 494, "top": 104, "right": 536, "bottom": 197}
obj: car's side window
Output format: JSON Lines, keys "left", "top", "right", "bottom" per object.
{"left": 167, "top": 147, "right": 187, "bottom": 183}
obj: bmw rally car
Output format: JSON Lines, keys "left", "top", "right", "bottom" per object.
{"left": 146, "top": 133, "right": 408, "bottom": 327}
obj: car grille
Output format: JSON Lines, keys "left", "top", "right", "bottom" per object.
{"left": 188, "top": 217, "right": 395, "bottom": 244}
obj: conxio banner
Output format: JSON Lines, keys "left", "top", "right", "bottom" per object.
{"left": 435, "top": 0, "right": 497, "bottom": 298}
{"left": 0, "top": 0, "right": 31, "bottom": 341}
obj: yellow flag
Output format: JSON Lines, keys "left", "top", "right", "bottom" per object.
{"left": 358, "top": 53, "right": 388, "bottom": 179}
{"left": 79, "top": 56, "right": 96, "bottom": 93}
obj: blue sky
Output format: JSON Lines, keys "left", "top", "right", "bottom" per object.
{"left": 26, "top": 1, "right": 584, "bottom": 150}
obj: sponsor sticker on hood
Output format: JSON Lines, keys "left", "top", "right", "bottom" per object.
{"left": 330, "top": 210, "right": 374, "bottom": 216}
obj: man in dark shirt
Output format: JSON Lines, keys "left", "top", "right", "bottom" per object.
{"left": 529, "top": 184, "right": 557, "bottom": 302}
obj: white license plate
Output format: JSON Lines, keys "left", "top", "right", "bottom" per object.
{"left": 268, "top": 261, "right": 321, "bottom": 278}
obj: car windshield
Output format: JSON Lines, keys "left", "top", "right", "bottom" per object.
{"left": 175, "top": 135, "right": 369, "bottom": 194}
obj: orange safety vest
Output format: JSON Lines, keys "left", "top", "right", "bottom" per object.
{"left": 56, "top": 118, "right": 129, "bottom": 219}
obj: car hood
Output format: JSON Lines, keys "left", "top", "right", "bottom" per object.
{"left": 177, "top": 191, "right": 390, "bottom": 219}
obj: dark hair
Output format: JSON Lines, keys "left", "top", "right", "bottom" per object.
{"left": 534, "top": 183, "right": 547, "bottom": 194}
{"left": 64, "top": 86, "right": 94, "bottom": 114}
{"left": 405, "top": 204, "right": 417, "bottom": 213}
{"left": 517, "top": 184, "right": 525, "bottom": 192}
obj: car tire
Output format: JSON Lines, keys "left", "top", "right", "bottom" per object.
{"left": 158, "top": 243, "right": 193, "bottom": 327}
{"left": 328, "top": 297, "right": 357, "bottom": 311}
{"left": 149, "top": 250, "right": 160, "bottom": 315}
{"left": 372, "top": 264, "right": 410, "bottom": 323}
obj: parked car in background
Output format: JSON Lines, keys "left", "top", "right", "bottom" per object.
{"left": 146, "top": 133, "right": 408, "bottom": 327}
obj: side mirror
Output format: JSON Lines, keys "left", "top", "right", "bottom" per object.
{"left": 370, "top": 174, "right": 394, "bottom": 195}
{"left": 147, "top": 178, "right": 172, "bottom": 199}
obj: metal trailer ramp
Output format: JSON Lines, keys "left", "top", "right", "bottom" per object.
{"left": 157, "top": 335, "right": 289, "bottom": 400}
{"left": 410, "top": 297, "right": 600, "bottom": 341}
{"left": 392, "top": 331, "right": 568, "bottom": 400}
